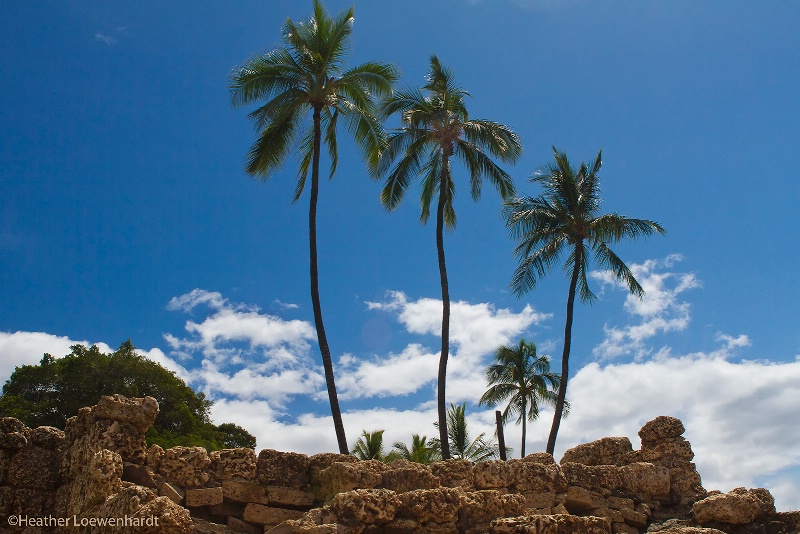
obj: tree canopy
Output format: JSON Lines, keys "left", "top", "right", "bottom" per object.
{"left": 0, "top": 340, "right": 255, "bottom": 451}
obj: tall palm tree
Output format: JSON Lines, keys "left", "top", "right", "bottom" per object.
{"left": 504, "top": 147, "right": 665, "bottom": 455}
{"left": 430, "top": 402, "right": 504, "bottom": 462}
{"left": 229, "top": 1, "right": 397, "bottom": 454}
{"left": 376, "top": 56, "right": 522, "bottom": 458}
{"left": 479, "top": 339, "right": 561, "bottom": 457}
{"left": 351, "top": 429, "right": 386, "bottom": 461}
{"left": 389, "top": 434, "right": 440, "bottom": 464}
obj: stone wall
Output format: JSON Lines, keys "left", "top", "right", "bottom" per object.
{"left": 1, "top": 395, "right": 798, "bottom": 534}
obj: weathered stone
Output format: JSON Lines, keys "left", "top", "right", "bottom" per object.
{"left": 639, "top": 416, "right": 685, "bottom": 444}
{"left": 490, "top": 512, "right": 612, "bottom": 533}
{"left": 211, "top": 447, "right": 258, "bottom": 481}
{"left": 160, "top": 446, "right": 211, "bottom": 487}
{"left": 192, "top": 518, "right": 236, "bottom": 534}
{"left": 511, "top": 459, "right": 567, "bottom": 493}
{"left": 641, "top": 438, "right": 694, "bottom": 462}
{"left": 258, "top": 449, "right": 311, "bottom": 490}
{"left": 315, "top": 461, "right": 382, "bottom": 503}
{"left": 93, "top": 486, "right": 192, "bottom": 534}
{"left": 653, "top": 528, "right": 726, "bottom": 534}
{"left": 458, "top": 490, "right": 526, "bottom": 531}
{"left": 379, "top": 465, "right": 440, "bottom": 493}
{"left": 522, "top": 491, "right": 557, "bottom": 509}
{"left": 431, "top": 458, "right": 474, "bottom": 489}
{"left": 7, "top": 445, "right": 60, "bottom": 489}
{"left": 122, "top": 462, "right": 158, "bottom": 488}
{"left": 619, "top": 462, "right": 671, "bottom": 497}
{"left": 561, "top": 462, "right": 622, "bottom": 492}
{"left": 330, "top": 488, "right": 402, "bottom": 526}
{"left": 562, "top": 437, "right": 635, "bottom": 467}
{"left": 268, "top": 485, "right": 315, "bottom": 507}
{"left": 243, "top": 503, "right": 306, "bottom": 525}
{"left": 27, "top": 425, "right": 66, "bottom": 449}
{"left": 692, "top": 487, "right": 765, "bottom": 525}
{"left": 474, "top": 460, "right": 516, "bottom": 489}
{"left": 0, "top": 449, "right": 9, "bottom": 484}
{"left": 612, "top": 522, "right": 638, "bottom": 534}
{"left": 159, "top": 480, "right": 185, "bottom": 504}
{"left": 209, "top": 499, "right": 246, "bottom": 517}
{"left": 396, "top": 487, "right": 463, "bottom": 524}
{"left": 185, "top": 486, "right": 224, "bottom": 507}
{"left": 564, "top": 486, "right": 608, "bottom": 512}
{"left": 93, "top": 394, "right": 160, "bottom": 433}
{"left": 223, "top": 479, "right": 269, "bottom": 504}
{"left": 0, "top": 417, "right": 27, "bottom": 449}
{"left": 589, "top": 507, "right": 625, "bottom": 522}
{"left": 63, "top": 448, "right": 124, "bottom": 516}
{"left": 522, "top": 452, "right": 556, "bottom": 464}
{"left": 227, "top": 515, "right": 262, "bottom": 534}
{"left": 619, "top": 506, "right": 648, "bottom": 529}
{"left": 147, "top": 443, "right": 165, "bottom": 469}
{"left": 11, "top": 487, "right": 55, "bottom": 517}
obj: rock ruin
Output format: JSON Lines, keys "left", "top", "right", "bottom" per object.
{"left": 1, "top": 394, "right": 798, "bottom": 533}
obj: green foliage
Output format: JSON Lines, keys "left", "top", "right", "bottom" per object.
{"left": 479, "top": 339, "right": 562, "bottom": 457}
{"left": 0, "top": 340, "right": 256, "bottom": 451}
{"left": 389, "top": 434, "right": 440, "bottom": 464}
{"left": 351, "top": 429, "right": 387, "bottom": 461}
{"left": 430, "top": 403, "right": 506, "bottom": 462}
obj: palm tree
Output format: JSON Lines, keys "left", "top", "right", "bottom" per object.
{"left": 389, "top": 434, "right": 440, "bottom": 464}
{"left": 229, "top": 1, "right": 397, "bottom": 454}
{"left": 431, "top": 403, "right": 505, "bottom": 462}
{"left": 376, "top": 56, "right": 522, "bottom": 459}
{"left": 504, "top": 147, "right": 665, "bottom": 455}
{"left": 479, "top": 339, "right": 561, "bottom": 457}
{"left": 351, "top": 430, "right": 386, "bottom": 461}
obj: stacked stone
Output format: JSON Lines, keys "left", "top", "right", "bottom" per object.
{"left": 558, "top": 433, "right": 673, "bottom": 533}
{"left": 55, "top": 394, "right": 193, "bottom": 533}
{"left": 0, "top": 418, "right": 64, "bottom": 532}
{"left": 637, "top": 416, "right": 706, "bottom": 521}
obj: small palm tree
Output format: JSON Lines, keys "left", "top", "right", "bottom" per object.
{"left": 351, "top": 430, "right": 386, "bottom": 461}
{"left": 479, "top": 339, "right": 561, "bottom": 457}
{"left": 229, "top": 0, "right": 397, "bottom": 454}
{"left": 376, "top": 56, "right": 522, "bottom": 459}
{"left": 431, "top": 403, "right": 505, "bottom": 462}
{"left": 389, "top": 434, "right": 440, "bottom": 464}
{"left": 504, "top": 147, "right": 665, "bottom": 454}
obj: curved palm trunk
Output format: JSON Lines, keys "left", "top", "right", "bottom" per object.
{"left": 521, "top": 397, "right": 527, "bottom": 458}
{"left": 310, "top": 107, "right": 348, "bottom": 454}
{"left": 546, "top": 246, "right": 581, "bottom": 455}
{"left": 436, "top": 159, "right": 452, "bottom": 460}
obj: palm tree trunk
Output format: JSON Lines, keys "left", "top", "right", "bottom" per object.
{"left": 521, "top": 397, "right": 527, "bottom": 458}
{"left": 310, "top": 106, "right": 348, "bottom": 454}
{"left": 546, "top": 246, "right": 581, "bottom": 455}
{"left": 436, "top": 158, "right": 451, "bottom": 460}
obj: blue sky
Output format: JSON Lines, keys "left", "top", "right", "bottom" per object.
{"left": 2, "top": 0, "right": 799, "bottom": 510}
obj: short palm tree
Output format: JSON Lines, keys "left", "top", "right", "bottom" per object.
{"left": 351, "top": 430, "right": 386, "bottom": 461}
{"left": 376, "top": 56, "right": 522, "bottom": 459}
{"left": 389, "top": 434, "right": 440, "bottom": 464}
{"left": 229, "top": 0, "right": 397, "bottom": 454}
{"left": 431, "top": 403, "right": 505, "bottom": 462}
{"left": 504, "top": 147, "right": 665, "bottom": 454}
{"left": 479, "top": 339, "right": 561, "bottom": 457}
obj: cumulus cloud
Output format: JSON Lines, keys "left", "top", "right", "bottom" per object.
{"left": 592, "top": 255, "right": 701, "bottom": 359}
{"left": 164, "top": 289, "right": 321, "bottom": 405}
{"left": 0, "top": 331, "right": 113, "bottom": 384}
{"left": 348, "top": 291, "right": 549, "bottom": 400}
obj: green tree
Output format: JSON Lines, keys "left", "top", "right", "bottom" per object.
{"left": 479, "top": 339, "right": 561, "bottom": 457}
{"left": 376, "top": 56, "right": 522, "bottom": 458}
{"left": 504, "top": 147, "right": 665, "bottom": 454}
{"left": 351, "top": 429, "right": 387, "bottom": 461}
{"left": 430, "top": 403, "right": 505, "bottom": 462}
{"left": 229, "top": 0, "right": 397, "bottom": 454}
{"left": 0, "top": 341, "right": 256, "bottom": 450}
{"left": 389, "top": 434, "right": 440, "bottom": 464}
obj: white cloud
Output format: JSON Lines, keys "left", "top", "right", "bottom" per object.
{"left": 337, "top": 344, "right": 439, "bottom": 399}
{"left": 592, "top": 255, "right": 701, "bottom": 360}
{"left": 0, "top": 331, "right": 113, "bottom": 385}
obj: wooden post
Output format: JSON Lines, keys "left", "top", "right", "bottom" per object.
{"left": 495, "top": 410, "right": 507, "bottom": 461}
